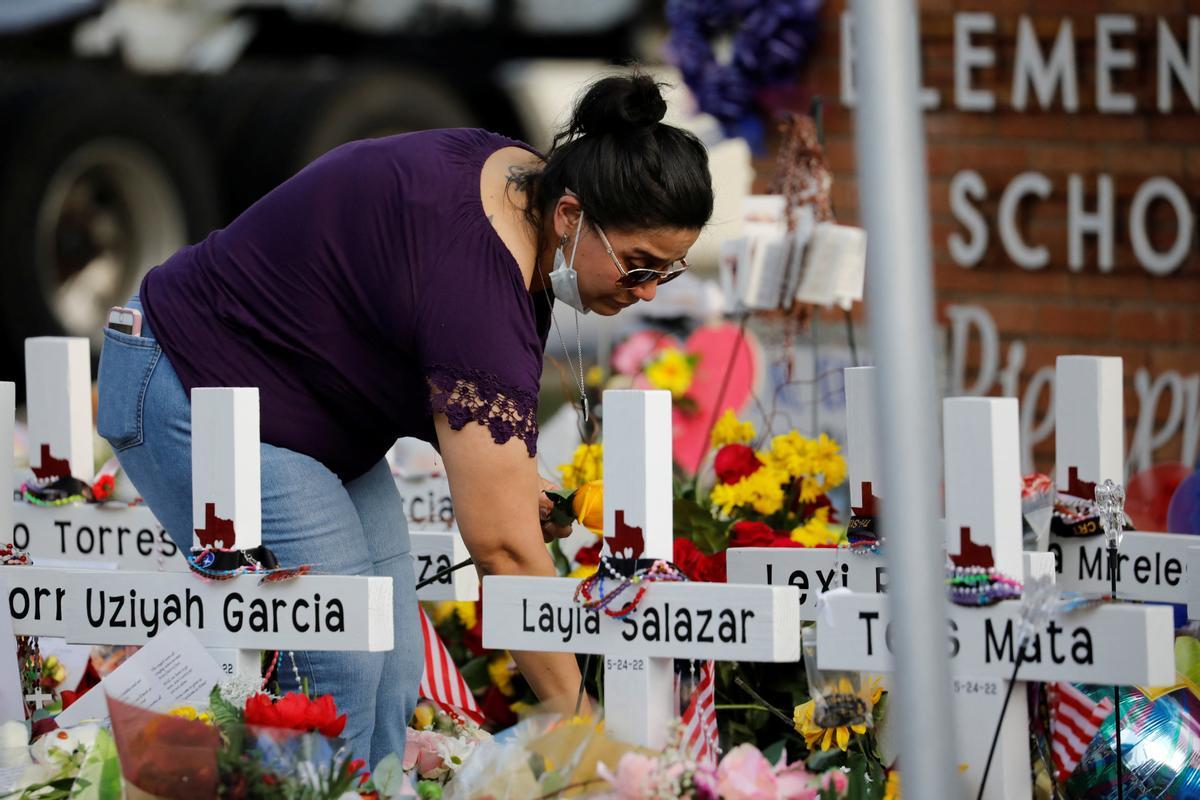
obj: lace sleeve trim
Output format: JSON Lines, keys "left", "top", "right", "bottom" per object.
{"left": 427, "top": 364, "right": 538, "bottom": 456}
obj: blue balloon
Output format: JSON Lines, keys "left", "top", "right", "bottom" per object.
{"left": 1167, "top": 471, "right": 1200, "bottom": 535}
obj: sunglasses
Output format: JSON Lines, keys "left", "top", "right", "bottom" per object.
{"left": 592, "top": 223, "right": 689, "bottom": 289}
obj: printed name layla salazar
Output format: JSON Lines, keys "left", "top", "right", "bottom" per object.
{"left": 522, "top": 599, "right": 756, "bottom": 645}
{"left": 84, "top": 588, "right": 345, "bottom": 638}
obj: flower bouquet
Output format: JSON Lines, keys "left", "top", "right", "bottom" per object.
{"left": 403, "top": 700, "right": 491, "bottom": 794}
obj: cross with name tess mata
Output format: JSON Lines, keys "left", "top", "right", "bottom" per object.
{"left": 816, "top": 396, "right": 1174, "bottom": 799}
{"left": 2, "top": 342, "right": 394, "bottom": 691}
{"left": 728, "top": 372, "right": 1053, "bottom": 799}
{"left": 483, "top": 390, "right": 801, "bottom": 749}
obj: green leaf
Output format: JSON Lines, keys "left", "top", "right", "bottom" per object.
{"left": 548, "top": 540, "right": 571, "bottom": 577}
{"left": 1177, "top": 635, "right": 1200, "bottom": 686}
{"left": 459, "top": 655, "right": 491, "bottom": 693}
{"left": 209, "top": 684, "right": 245, "bottom": 752}
{"left": 372, "top": 753, "right": 408, "bottom": 798}
{"left": 543, "top": 488, "right": 579, "bottom": 529}
{"left": 70, "top": 730, "right": 119, "bottom": 800}
{"left": 761, "top": 738, "right": 787, "bottom": 765}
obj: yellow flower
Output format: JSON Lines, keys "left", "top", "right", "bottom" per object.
{"left": 558, "top": 444, "right": 603, "bottom": 490}
{"left": 585, "top": 365, "right": 606, "bottom": 387}
{"left": 791, "top": 507, "right": 840, "bottom": 546}
{"left": 793, "top": 677, "right": 873, "bottom": 752}
{"left": 710, "top": 465, "right": 788, "bottom": 517}
{"left": 488, "top": 653, "right": 517, "bottom": 697}
{"left": 883, "top": 770, "right": 900, "bottom": 800}
{"left": 764, "top": 432, "right": 848, "bottom": 499}
{"left": 569, "top": 564, "right": 598, "bottom": 579}
{"left": 572, "top": 480, "right": 604, "bottom": 535}
{"left": 711, "top": 409, "right": 756, "bottom": 448}
{"left": 167, "top": 705, "right": 212, "bottom": 724}
{"left": 411, "top": 703, "right": 435, "bottom": 730}
{"left": 644, "top": 348, "right": 694, "bottom": 399}
{"left": 431, "top": 601, "right": 477, "bottom": 630}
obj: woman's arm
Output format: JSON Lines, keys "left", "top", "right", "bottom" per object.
{"left": 434, "top": 414, "right": 584, "bottom": 715}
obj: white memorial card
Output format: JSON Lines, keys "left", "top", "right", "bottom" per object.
{"left": 55, "top": 624, "right": 223, "bottom": 727}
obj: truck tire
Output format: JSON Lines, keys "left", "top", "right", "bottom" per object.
{"left": 0, "top": 71, "right": 219, "bottom": 378}
{"left": 184, "top": 64, "right": 478, "bottom": 218}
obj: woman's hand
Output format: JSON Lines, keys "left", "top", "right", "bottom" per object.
{"left": 433, "top": 415, "right": 583, "bottom": 714}
{"left": 539, "top": 477, "right": 574, "bottom": 543}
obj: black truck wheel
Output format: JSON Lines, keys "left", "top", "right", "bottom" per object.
{"left": 0, "top": 71, "right": 219, "bottom": 380}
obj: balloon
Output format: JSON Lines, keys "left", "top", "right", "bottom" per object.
{"left": 1126, "top": 463, "right": 1193, "bottom": 531}
{"left": 1167, "top": 471, "right": 1200, "bottom": 535}
{"left": 1066, "top": 683, "right": 1200, "bottom": 799}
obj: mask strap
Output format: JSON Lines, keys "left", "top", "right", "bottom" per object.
{"left": 567, "top": 210, "right": 585, "bottom": 270}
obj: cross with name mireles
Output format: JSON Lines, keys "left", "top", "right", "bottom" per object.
{"left": 727, "top": 366, "right": 1055, "bottom": 620}
{"left": 1048, "top": 355, "right": 1195, "bottom": 615}
{"left": 482, "top": 390, "right": 801, "bottom": 749}
{"left": 1, "top": 377, "right": 394, "bottom": 681}
{"left": 817, "top": 396, "right": 1175, "bottom": 799}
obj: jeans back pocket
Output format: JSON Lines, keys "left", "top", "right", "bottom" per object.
{"left": 96, "top": 328, "right": 161, "bottom": 451}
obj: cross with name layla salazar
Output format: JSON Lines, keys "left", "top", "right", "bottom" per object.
{"left": 483, "top": 390, "right": 801, "bottom": 750}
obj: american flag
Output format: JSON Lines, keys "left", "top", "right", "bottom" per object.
{"left": 1048, "top": 682, "right": 1114, "bottom": 782}
{"left": 680, "top": 660, "right": 719, "bottom": 765}
{"left": 418, "top": 606, "right": 485, "bottom": 725}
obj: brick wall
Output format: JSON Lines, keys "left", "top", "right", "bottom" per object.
{"left": 760, "top": 0, "right": 1200, "bottom": 470}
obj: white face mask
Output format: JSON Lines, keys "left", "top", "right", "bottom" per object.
{"left": 549, "top": 211, "right": 590, "bottom": 314}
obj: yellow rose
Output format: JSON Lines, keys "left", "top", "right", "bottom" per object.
{"left": 411, "top": 703, "right": 435, "bottom": 730}
{"left": 572, "top": 480, "right": 604, "bottom": 535}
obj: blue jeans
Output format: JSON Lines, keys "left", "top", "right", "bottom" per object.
{"left": 95, "top": 297, "right": 421, "bottom": 767}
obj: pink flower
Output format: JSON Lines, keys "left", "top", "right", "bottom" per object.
{"left": 598, "top": 752, "right": 658, "bottom": 798}
{"left": 611, "top": 331, "right": 676, "bottom": 376}
{"left": 402, "top": 729, "right": 446, "bottom": 778}
{"left": 819, "top": 770, "right": 849, "bottom": 795}
{"left": 716, "top": 744, "right": 779, "bottom": 800}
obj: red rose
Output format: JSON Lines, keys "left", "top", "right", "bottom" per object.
{"left": 714, "top": 445, "right": 762, "bottom": 485}
{"left": 304, "top": 694, "right": 347, "bottom": 737}
{"left": 244, "top": 692, "right": 346, "bottom": 737}
{"left": 91, "top": 474, "right": 116, "bottom": 501}
{"left": 696, "top": 551, "right": 727, "bottom": 583}
{"left": 673, "top": 538, "right": 705, "bottom": 581}
{"left": 480, "top": 684, "right": 517, "bottom": 728}
{"left": 730, "top": 521, "right": 777, "bottom": 548}
{"left": 574, "top": 540, "right": 603, "bottom": 567}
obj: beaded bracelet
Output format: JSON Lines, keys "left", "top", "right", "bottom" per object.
{"left": 0, "top": 544, "right": 32, "bottom": 566}
{"left": 847, "top": 529, "right": 884, "bottom": 556}
{"left": 946, "top": 565, "right": 1022, "bottom": 606}
{"left": 574, "top": 557, "right": 688, "bottom": 618}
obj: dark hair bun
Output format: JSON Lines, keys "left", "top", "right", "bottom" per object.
{"left": 572, "top": 74, "right": 668, "bottom": 138}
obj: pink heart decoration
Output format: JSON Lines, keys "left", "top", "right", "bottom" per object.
{"left": 671, "top": 323, "right": 762, "bottom": 474}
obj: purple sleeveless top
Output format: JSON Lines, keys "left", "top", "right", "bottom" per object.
{"left": 141, "top": 129, "right": 552, "bottom": 481}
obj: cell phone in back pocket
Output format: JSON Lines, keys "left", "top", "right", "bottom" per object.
{"left": 107, "top": 306, "right": 142, "bottom": 336}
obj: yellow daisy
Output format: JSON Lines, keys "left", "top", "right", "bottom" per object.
{"left": 711, "top": 409, "right": 756, "bottom": 448}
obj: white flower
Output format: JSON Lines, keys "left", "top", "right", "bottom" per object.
{"left": 0, "top": 720, "right": 31, "bottom": 768}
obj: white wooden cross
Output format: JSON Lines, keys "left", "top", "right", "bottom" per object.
{"left": 1, "top": 380, "right": 394, "bottom": 685}
{"left": 13, "top": 338, "right": 183, "bottom": 571}
{"left": 818, "top": 396, "right": 1175, "bottom": 799}
{"left": 728, "top": 366, "right": 1055, "bottom": 619}
{"left": 1048, "top": 356, "right": 1195, "bottom": 611}
{"left": 483, "top": 390, "right": 800, "bottom": 749}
